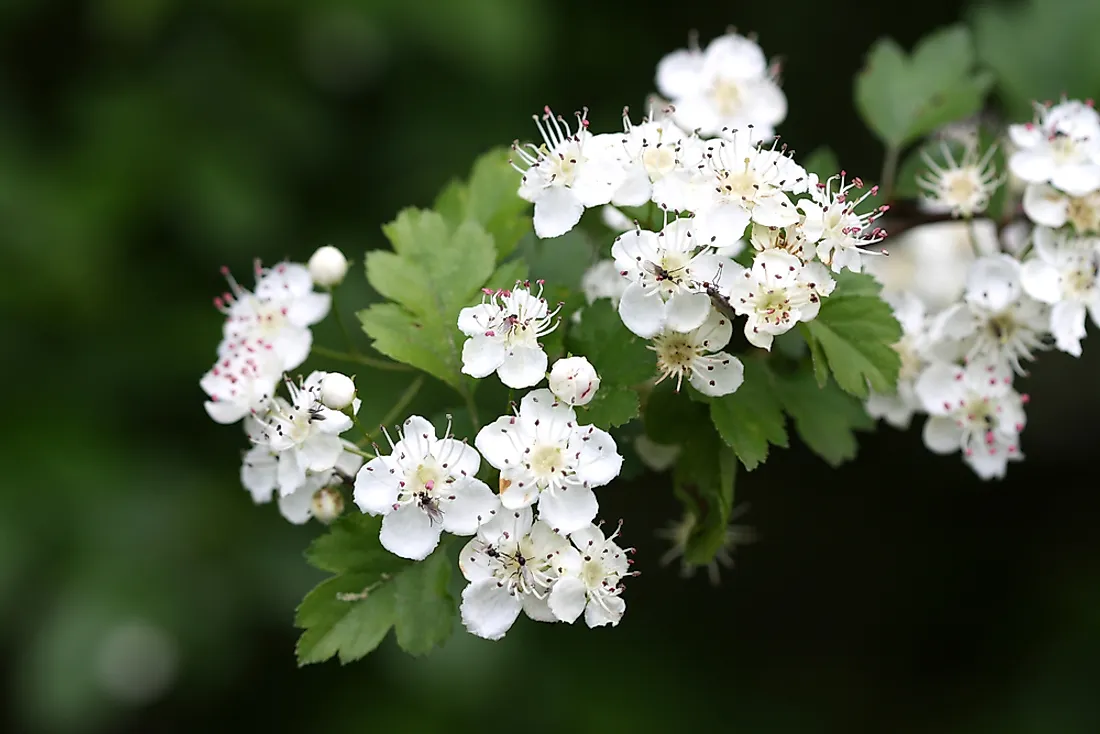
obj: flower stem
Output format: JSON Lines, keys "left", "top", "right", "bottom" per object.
{"left": 311, "top": 345, "right": 412, "bottom": 371}
{"left": 881, "top": 144, "right": 900, "bottom": 202}
{"left": 461, "top": 383, "right": 482, "bottom": 432}
{"left": 356, "top": 375, "right": 425, "bottom": 447}
{"left": 328, "top": 285, "right": 360, "bottom": 357}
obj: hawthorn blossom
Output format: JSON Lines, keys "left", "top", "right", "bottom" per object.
{"left": 548, "top": 356, "right": 600, "bottom": 406}
{"left": 200, "top": 339, "right": 281, "bottom": 424}
{"left": 217, "top": 262, "right": 331, "bottom": 372}
{"left": 917, "top": 140, "right": 1003, "bottom": 217}
{"left": 749, "top": 221, "right": 811, "bottom": 261}
{"left": 650, "top": 308, "right": 745, "bottom": 396}
{"left": 242, "top": 440, "right": 360, "bottom": 524}
{"left": 474, "top": 390, "right": 623, "bottom": 534}
{"left": 726, "top": 249, "right": 835, "bottom": 349}
{"left": 1022, "top": 183, "right": 1100, "bottom": 233}
{"left": 1008, "top": 99, "right": 1100, "bottom": 196}
{"left": 798, "top": 171, "right": 888, "bottom": 273}
{"left": 865, "top": 291, "right": 931, "bottom": 429}
{"left": 611, "top": 111, "right": 694, "bottom": 207}
{"left": 915, "top": 360, "right": 1026, "bottom": 480}
{"left": 458, "top": 281, "right": 561, "bottom": 389}
{"left": 1019, "top": 227, "right": 1100, "bottom": 356}
{"left": 512, "top": 107, "right": 627, "bottom": 238}
{"left": 247, "top": 371, "right": 354, "bottom": 495}
{"left": 655, "top": 31, "right": 786, "bottom": 141}
{"left": 353, "top": 416, "right": 499, "bottom": 561}
{"left": 307, "top": 245, "right": 348, "bottom": 287}
{"left": 581, "top": 259, "right": 629, "bottom": 307}
{"left": 548, "top": 522, "right": 633, "bottom": 628}
{"left": 611, "top": 218, "right": 734, "bottom": 337}
{"left": 458, "top": 508, "right": 580, "bottom": 640}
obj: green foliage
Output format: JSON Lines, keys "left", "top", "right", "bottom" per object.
{"left": 709, "top": 359, "right": 789, "bottom": 471}
{"left": 893, "top": 131, "right": 1008, "bottom": 220}
{"left": 855, "top": 25, "right": 994, "bottom": 149}
{"left": 804, "top": 272, "right": 902, "bottom": 398}
{"left": 295, "top": 515, "right": 456, "bottom": 665}
{"left": 672, "top": 416, "right": 738, "bottom": 567}
{"left": 435, "top": 147, "right": 531, "bottom": 261}
{"left": 513, "top": 227, "right": 598, "bottom": 291}
{"left": 773, "top": 370, "right": 875, "bottom": 467}
{"left": 643, "top": 381, "right": 702, "bottom": 445}
{"left": 568, "top": 300, "right": 655, "bottom": 387}
{"left": 802, "top": 146, "right": 840, "bottom": 180}
{"left": 580, "top": 385, "right": 640, "bottom": 429}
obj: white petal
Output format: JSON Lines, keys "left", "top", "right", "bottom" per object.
{"left": 301, "top": 433, "right": 343, "bottom": 472}
{"left": 573, "top": 426, "right": 623, "bottom": 488}
{"left": 1009, "top": 150, "right": 1054, "bottom": 183}
{"left": 691, "top": 307, "right": 733, "bottom": 350}
{"left": 1019, "top": 259, "right": 1063, "bottom": 304}
{"left": 965, "top": 255, "right": 1021, "bottom": 313}
{"left": 655, "top": 48, "right": 704, "bottom": 98}
{"left": 276, "top": 451, "right": 307, "bottom": 496}
{"left": 1051, "top": 163, "right": 1100, "bottom": 197}
{"left": 379, "top": 503, "right": 442, "bottom": 560}
{"left": 461, "top": 337, "right": 507, "bottom": 379}
{"left": 744, "top": 320, "right": 775, "bottom": 350}
{"left": 537, "top": 486, "right": 599, "bottom": 534}
{"left": 1008, "top": 123, "right": 1041, "bottom": 149}
{"left": 287, "top": 292, "right": 331, "bottom": 327}
{"left": 611, "top": 167, "right": 653, "bottom": 208}
{"left": 497, "top": 346, "right": 548, "bottom": 389}
{"left": 750, "top": 193, "right": 801, "bottom": 228}
{"left": 277, "top": 486, "right": 315, "bottom": 525}
{"left": 241, "top": 447, "right": 278, "bottom": 503}
{"left": 272, "top": 327, "right": 313, "bottom": 372}
{"left": 460, "top": 580, "right": 522, "bottom": 641}
{"left": 457, "top": 303, "right": 499, "bottom": 336}
{"left": 584, "top": 595, "right": 625, "bottom": 628}
{"left": 533, "top": 186, "right": 584, "bottom": 239}
{"left": 914, "top": 362, "right": 966, "bottom": 415}
{"left": 617, "top": 282, "right": 667, "bottom": 338}
{"left": 435, "top": 438, "right": 479, "bottom": 479}
{"left": 964, "top": 449, "right": 1010, "bottom": 480}
{"left": 205, "top": 399, "right": 248, "bottom": 425}
{"left": 664, "top": 291, "right": 712, "bottom": 332}
{"left": 1022, "top": 184, "right": 1069, "bottom": 228}
{"left": 477, "top": 506, "right": 534, "bottom": 544}
{"left": 498, "top": 470, "right": 541, "bottom": 510}
{"left": 689, "top": 352, "right": 744, "bottom": 396}
{"left": 703, "top": 34, "right": 767, "bottom": 78}
{"left": 922, "top": 416, "right": 963, "bottom": 454}
{"left": 442, "top": 479, "right": 500, "bottom": 535}
{"left": 520, "top": 593, "right": 558, "bottom": 623}
{"left": 693, "top": 204, "right": 751, "bottom": 250}
{"left": 353, "top": 457, "right": 399, "bottom": 514}
{"left": 1051, "top": 299, "right": 1087, "bottom": 356}
{"left": 458, "top": 538, "right": 495, "bottom": 582}
{"left": 474, "top": 417, "right": 524, "bottom": 472}
{"left": 547, "top": 577, "right": 587, "bottom": 623}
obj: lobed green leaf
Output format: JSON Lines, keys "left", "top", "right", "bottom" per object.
{"left": 709, "top": 359, "right": 788, "bottom": 471}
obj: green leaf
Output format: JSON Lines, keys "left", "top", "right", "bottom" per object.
{"left": 643, "top": 381, "right": 706, "bottom": 445}
{"left": 709, "top": 359, "right": 788, "bottom": 470}
{"left": 392, "top": 548, "right": 455, "bottom": 656}
{"left": 800, "top": 323, "right": 830, "bottom": 388}
{"left": 774, "top": 370, "right": 875, "bottom": 467}
{"left": 568, "top": 300, "right": 655, "bottom": 387}
{"left": 305, "top": 514, "right": 410, "bottom": 575}
{"left": 672, "top": 419, "right": 737, "bottom": 566}
{"left": 358, "top": 303, "right": 458, "bottom": 389}
{"left": 855, "top": 26, "right": 993, "bottom": 148}
{"left": 484, "top": 258, "right": 529, "bottom": 291}
{"left": 804, "top": 271, "right": 902, "bottom": 398}
{"left": 580, "top": 385, "right": 639, "bottom": 429}
{"left": 295, "top": 572, "right": 397, "bottom": 666}
{"left": 434, "top": 147, "right": 531, "bottom": 261}
{"left": 802, "top": 146, "right": 839, "bottom": 180}
{"left": 513, "top": 227, "right": 597, "bottom": 291}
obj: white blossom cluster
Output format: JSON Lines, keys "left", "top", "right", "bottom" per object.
{"left": 512, "top": 30, "right": 887, "bottom": 402}
{"left": 865, "top": 97, "right": 1100, "bottom": 479}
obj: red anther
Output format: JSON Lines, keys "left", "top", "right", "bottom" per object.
{"left": 482, "top": 288, "right": 495, "bottom": 295}
{"left": 1088, "top": 99, "right": 1096, "bottom": 107}
{"left": 1020, "top": 393, "right": 1030, "bottom": 404}
{"left": 214, "top": 297, "right": 224, "bottom": 309}
{"left": 986, "top": 431, "right": 995, "bottom": 445}
{"left": 1015, "top": 422, "right": 1024, "bottom": 432}
{"left": 219, "top": 265, "right": 230, "bottom": 275}
{"left": 853, "top": 176, "right": 865, "bottom": 188}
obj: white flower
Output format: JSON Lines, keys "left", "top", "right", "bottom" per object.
{"left": 1019, "top": 227, "right": 1100, "bottom": 356}
{"left": 307, "top": 245, "right": 349, "bottom": 287}
{"left": 917, "top": 140, "right": 1003, "bottom": 217}
{"left": 749, "top": 221, "right": 811, "bottom": 261}
{"left": 549, "top": 356, "right": 600, "bottom": 406}
{"left": 200, "top": 339, "right": 281, "bottom": 424}
{"left": 475, "top": 389, "right": 623, "bottom": 534}
{"left": 611, "top": 111, "right": 692, "bottom": 207}
{"left": 512, "top": 107, "right": 628, "bottom": 238}
{"left": 242, "top": 439, "right": 360, "bottom": 524}
{"left": 931, "top": 255, "right": 1049, "bottom": 372}
{"left": 1022, "top": 183, "right": 1100, "bottom": 234}
{"left": 247, "top": 371, "right": 354, "bottom": 496}
{"left": 458, "top": 508, "right": 581, "bottom": 640}
{"left": 1008, "top": 99, "right": 1100, "bottom": 196}
{"left": 865, "top": 291, "right": 930, "bottom": 429}
{"left": 633, "top": 435, "right": 681, "bottom": 472}
{"left": 650, "top": 308, "right": 745, "bottom": 396}
{"left": 548, "top": 522, "right": 633, "bottom": 628}
{"left": 217, "top": 262, "right": 332, "bottom": 372}
{"left": 655, "top": 31, "right": 786, "bottom": 141}
{"left": 581, "top": 259, "right": 629, "bottom": 306}
{"left": 611, "top": 218, "right": 734, "bottom": 337}
{"left": 458, "top": 281, "right": 561, "bottom": 389}
{"left": 727, "top": 250, "right": 835, "bottom": 349}
{"left": 320, "top": 372, "right": 357, "bottom": 411}
{"left": 798, "top": 172, "right": 887, "bottom": 273}
{"left": 353, "top": 415, "right": 499, "bottom": 561}
{"left": 915, "top": 360, "right": 1026, "bottom": 479}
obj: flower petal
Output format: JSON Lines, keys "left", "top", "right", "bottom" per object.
{"left": 379, "top": 503, "right": 442, "bottom": 560}
{"left": 497, "top": 346, "right": 548, "bottom": 389}
{"left": 460, "top": 579, "right": 522, "bottom": 641}
{"left": 1051, "top": 299, "right": 1087, "bottom": 356}
{"left": 1019, "top": 258, "right": 1063, "bottom": 304}
{"left": 353, "top": 457, "right": 400, "bottom": 514}
{"left": 461, "top": 336, "right": 507, "bottom": 379}
{"left": 301, "top": 433, "right": 343, "bottom": 472}
{"left": 617, "top": 282, "right": 667, "bottom": 338}
{"left": 922, "top": 416, "right": 962, "bottom": 454}
{"left": 689, "top": 352, "right": 744, "bottom": 397}
{"left": 584, "top": 595, "right": 625, "bottom": 628}
{"left": 664, "top": 291, "right": 712, "bottom": 332}
{"left": 277, "top": 486, "right": 315, "bottom": 525}
{"left": 442, "top": 479, "right": 500, "bottom": 535}
{"left": 537, "top": 486, "right": 599, "bottom": 534}
{"left": 533, "top": 186, "right": 584, "bottom": 239}
{"left": 547, "top": 577, "right": 587, "bottom": 623}
{"left": 573, "top": 426, "right": 623, "bottom": 488}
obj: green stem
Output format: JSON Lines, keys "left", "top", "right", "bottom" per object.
{"left": 880, "top": 145, "right": 900, "bottom": 202}
{"left": 461, "top": 383, "right": 482, "bottom": 432}
{"left": 344, "top": 445, "right": 376, "bottom": 460}
{"left": 311, "top": 344, "right": 412, "bottom": 371}
{"left": 328, "top": 286, "right": 360, "bottom": 356}
{"left": 356, "top": 375, "right": 425, "bottom": 447}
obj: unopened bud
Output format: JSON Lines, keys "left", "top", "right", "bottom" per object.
{"left": 321, "top": 372, "right": 356, "bottom": 411}
{"left": 311, "top": 487, "right": 345, "bottom": 524}
{"left": 308, "top": 245, "right": 348, "bottom": 287}
{"left": 549, "top": 356, "right": 600, "bottom": 406}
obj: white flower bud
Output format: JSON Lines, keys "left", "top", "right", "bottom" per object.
{"left": 320, "top": 372, "right": 356, "bottom": 410}
{"left": 549, "top": 356, "right": 600, "bottom": 406}
{"left": 310, "top": 487, "right": 345, "bottom": 524}
{"left": 308, "top": 245, "right": 348, "bottom": 287}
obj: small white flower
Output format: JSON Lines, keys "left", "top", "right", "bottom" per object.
{"left": 549, "top": 356, "right": 600, "bottom": 406}
{"left": 216, "top": 262, "right": 332, "bottom": 372}
{"left": 930, "top": 255, "right": 1050, "bottom": 372}
{"left": 307, "top": 245, "right": 349, "bottom": 287}
{"left": 247, "top": 371, "right": 354, "bottom": 496}
{"left": 200, "top": 339, "right": 281, "bottom": 424}
{"left": 320, "top": 372, "right": 357, "bottom": 411}
{"left": 633, "top": 435, "right": 681, "bottom": 472}
{"left": 1019, "top": 227, "right": 1100, "bottom": 356}
{"left": 475, "top": 389, "right": 623, "bottom": 535}
{"left": 1022, "top": 183, "right": 1100, "bottom": 234}
{"left": 798, "top": 172, "right": 887, "bottom": 273}
{"left": 656, "top": 507, "right": 757, "bottom": 585}
{"left": 655, "top": 31, "right": 786, "bottom": 140}
{"left": 611, "top": 218, "right": 735, "bottom": 337}
{"left": 458, "top": 281, "right": 561, "bottom": 389}
{"left": 917, "top": 140, "right": 1003, "bottom": 217}
{"left": 611, "top": 111, "right": 692, "bottom": 207}
{"left": 915, "top": 360, "right": 1026, "bottom": 479}
{"left": 458, "top": 508, "right": 581, "bottom": 640}
{"left": 242, "top": 439, "right": 360, "bottom": 524}
{"left": 650, "top": 308, "right": 745, "bottom": 396}
{"left": 749, "top": 221, "right": 811, "bottom": 261}
{"left": 353, "top": 415, "right": 499, "bottom": 561}
{"left": 580, "top": 259, "right": 629, "bottom": 309}
{"left": 548, "top": 522, "right": 633, "bottom": 628}
{"left": 512, "top": 107, "right": 628, "bottom": 238}
{"left": 1008, "top": 99, "right": 1100, "bottom": 196}
{"left": 727, "top": 250, "right": 835, "bottom": 349}
{"left": 865, "top": 291, "right": 930, "bottom": 429}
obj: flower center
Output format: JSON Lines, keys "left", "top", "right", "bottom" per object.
{"left": 546, "top": 141, "right": 583, "bottom": 186}
{"left": 943, "top": 171, "right": 981, "bottom": 206}
{"left": 708, "top": 77, "right": 744, "bottom": 117}
{"left": 1067, "top": 193, "right": 1100, "bottom": 234}
{"left": 253, "top": 300, "right": 289, "bottom": 336}
{"left": 642, "top": 144, "right": 678, "bottom": 178}
{"left": 751, "top": 288, "right": 793, "bottom": 326}
{"left": 716, "top": 166, "right": 760, "bottom": 201}
{"left": 1065, "top": 262, "right": 1098, "bottom": 298}
{"left": 1049, "top": 135, "right": 1082, "bottom": 164}
{"left": 411, "top": 462, "right": 443, "bottom": 494}
{"left": 529, "top": 443, "right": 565, "bottom": 482}
{"left": 582, "top": 558, "right": 606, "bottom": 587}
{"left": 895, "top": 336, "right": 921, "bottom": 381}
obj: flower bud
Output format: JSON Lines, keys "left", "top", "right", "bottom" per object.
{"left": 321, "top": 372, "right": 356, "bottom": 411}
{"left": 308, "top": 245, "right": 348, "bottom": 287}
{"left": 311, "top": 487, "right": 345, "bottom": 524}
{"left": 549, "top": 356, "right": 600, "bottom": 406}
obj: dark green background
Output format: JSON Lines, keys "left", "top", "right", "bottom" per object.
{"left": 2, "top": 0, "right": 1099, "bottom": 732}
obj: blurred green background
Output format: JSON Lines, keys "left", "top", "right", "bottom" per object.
{"left": 2, "top": 0, "right": 1100, "bottom": 732}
